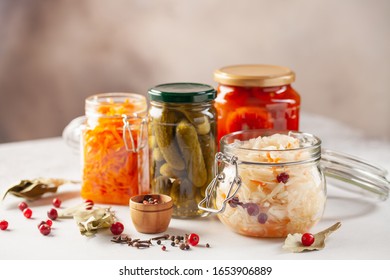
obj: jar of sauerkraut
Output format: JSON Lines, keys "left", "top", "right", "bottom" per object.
{"left": 63, "top": 93, "right": 149, "bottom": 205}
{"left": 199, "top": 130, "right": 389, "bottom": 237}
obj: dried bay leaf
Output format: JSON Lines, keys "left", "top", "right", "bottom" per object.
{"left": 73, "top": 207, "right": 116, "bottom": 236}
{"left": 57, "top": 201, "right": 93, "bottom": 218}
{"left": 283, "top": 222, "right": 342, "bottom": 253}
{"left": 56, "top": 202, "right": 116, "bottom": 236}
{"left": 2, "top": 178, "right": 80, "bottom": 201}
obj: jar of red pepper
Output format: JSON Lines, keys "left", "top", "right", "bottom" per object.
{"left": 213, "top": 64, "right": 301, "bottom": 143}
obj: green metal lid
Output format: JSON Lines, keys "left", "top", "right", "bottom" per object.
{"left": 148, "top": 83, "right": 216, "bottom": 103}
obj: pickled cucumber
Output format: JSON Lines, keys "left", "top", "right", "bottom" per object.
{"left": 160, "top": 163, "right": 185, "bottom": 178}
{"left": 175, "top": 109, "right": 211, "bottom": 135}
{"left": 154, "top": 109, "right": 185, "bottom": 170}
{"left": 153, "top": 175, "right": 172, "bottom": 195}
{"left": 176, "top": 119, "right": 207, "bottom": 187}
{"left": 179, "top": 109, "right": 205, "bottom": 126}
{"left": 152, "top": 148, "right": 164, "bottom": 162}
{"left": 195, "top": 116, "right": 210, "bottom": 135}
{"left": 199, "top": 134, "right": 216, "bottom": 186}
{"left": 170, "top": 178, "right": 195, "bottom": 206}
{"left": 170, "top": 178, "right": 181, "bottom": 205}
{"left": 148, "top": 135, "right": 156, "bottom": 148}
{"left": 195, "top": 188, "right": 205, "bottom": 204}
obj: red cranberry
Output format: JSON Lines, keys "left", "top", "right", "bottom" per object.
{"left": 188, "top": 233, "right": 200, "bottom": 246}
{"left": 0, "top": 220, "right": 8, "bottom": 230}
{"left": 23, "top": 208, "right": 33, "bottom": 219}
{"left": 52, "top": 198, "right": 62, "bottom": 208}
{"left": 276, "top": 172, "right": 289, "bottom": 184}
{"left": 245, "top": 203, "right": 260, "bottom": 216}
{"left": 37, "top": 221, "right": 46, "bottom": 229}
{"left": 18, "top": 202, "right": 28, "bottom": 211}
{"left": 110, "top": 222, "right": 124, "bottom": 235}
{"left": 39, "top": 224, "right": 51, "bottom": 236}
{"left": 38, "top": 220, "right": 53, "bottom": 229}
{"left": 228, "top": 197, "right": 242, "bottom": 208}
{"left": 85, "top": 199, "right": 94, "bottom": 210}
{"left": 47, "top": 208, "right": 58, "bottom": 220}
{"left": 257, "top": 212, "right": 268, "bottom": 224}
{"left": 46, "top": 219, "right": 53, "bottom": 227}
{"left": 301, "top": 233, "right": 315, "bottom": 246}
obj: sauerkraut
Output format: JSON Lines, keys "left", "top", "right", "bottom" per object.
{"left": 216, "top": 133, "right": 326, "bottom": 238}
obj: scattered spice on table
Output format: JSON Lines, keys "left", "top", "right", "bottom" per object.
{"left": 110, "top": 233, "right": 210, "bottom": 251}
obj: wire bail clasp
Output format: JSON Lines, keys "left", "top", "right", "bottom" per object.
{"left": 122, "top": 114, "right": 147, "bottom": 153}
{"left": 198, "top": 152, "right": 242, "bottom": 214}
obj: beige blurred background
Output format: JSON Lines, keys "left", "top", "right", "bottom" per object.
{"left": 0, "top": 0, "right": 389, "bottom": 143}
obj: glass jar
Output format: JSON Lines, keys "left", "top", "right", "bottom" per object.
{"left": 199, "top": 130, "right": 389, "bottom": 237}
{"left": 148, "top": 83, "right": 217, "bottom": 218}
{"left": 214, "top": 64, "right": 300, "bottom": 143}
{"left": 63, "top": 93, "right": 149, "bottom": 205}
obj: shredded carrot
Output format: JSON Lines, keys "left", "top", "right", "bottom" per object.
{"left": 81, "top": 98, "right": 148, "bottom": 205}
{"left": 250, "top": 179, "right": 267, "bottom": 187}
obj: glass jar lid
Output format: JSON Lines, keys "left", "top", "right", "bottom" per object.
{"left": 220, "top": 130, "right": 389, "bottom": 201}
{"left": 148, "top": 83, "right": 216, "bottom": 103}
{"left": 198, "top": 130, "right": 389, "bottom": 215}
{"left": 213, "top": 64, "right": 295, "bottom": 87}
{"left": 321, "top": 149, "right": 389, "bottom": 201}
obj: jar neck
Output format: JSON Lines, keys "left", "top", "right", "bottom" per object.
{"left": 85, "top": 93, "right": 147, "bottom": 118}
{"left": 218, "top": 84, "right": 292, "bottom": 93}
{"left": 150, "top": 100, "right": 214, "bottom": 110}
{"left": 224, "top": 147, "right": 321, "bottom": 166}
{"left": 221, "top": 130, "right": 322, "bottom": 166}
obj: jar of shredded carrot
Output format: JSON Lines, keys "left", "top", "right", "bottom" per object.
{"left": 213, "top": 64, "right": 301, "bottom": 144}
{"left": 68, "top": 93, "right": 149, "bottom": 205}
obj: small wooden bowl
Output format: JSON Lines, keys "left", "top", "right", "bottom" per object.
{"left": 129, "top": 194, "right": 173, "bottom": 234}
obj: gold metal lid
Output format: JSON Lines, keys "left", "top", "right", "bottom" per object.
{"left": 213, "top": 64, "right": 295, "bottom": 87}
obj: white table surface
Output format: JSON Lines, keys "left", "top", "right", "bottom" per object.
{"left": 0, "top": 112, "right": 389, "bottom": 260}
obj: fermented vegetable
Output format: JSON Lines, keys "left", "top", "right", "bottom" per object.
{"left": 176, "top": 119, "right": 207, "bottom": 187}
{"left": 216, "top": 133, "right": 326, "bottom": 237}
{"left": 154, "top": 109, "right": 185, "bottom": 170}
{"left": 81, "top": 94, "right": 148, "bottom": 205}
{"left": 148, "top": 82, "right": 217, "bottom": 218}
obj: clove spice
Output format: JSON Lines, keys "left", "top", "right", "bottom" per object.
{"left": 111, "top": 233, "right": 210, "bottom": 251}
{"left": 111, "top": 234, "right": 131, "bottom": 244}
{"left": 132, "top": 242, "right": 150, "bottom": 249}
{"left": 151, "top": 234, "right": 169, "bottom": 241}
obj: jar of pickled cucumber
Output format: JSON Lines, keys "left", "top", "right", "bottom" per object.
{"left": 148, "top": 83, "right": 217, "bottom": 218}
